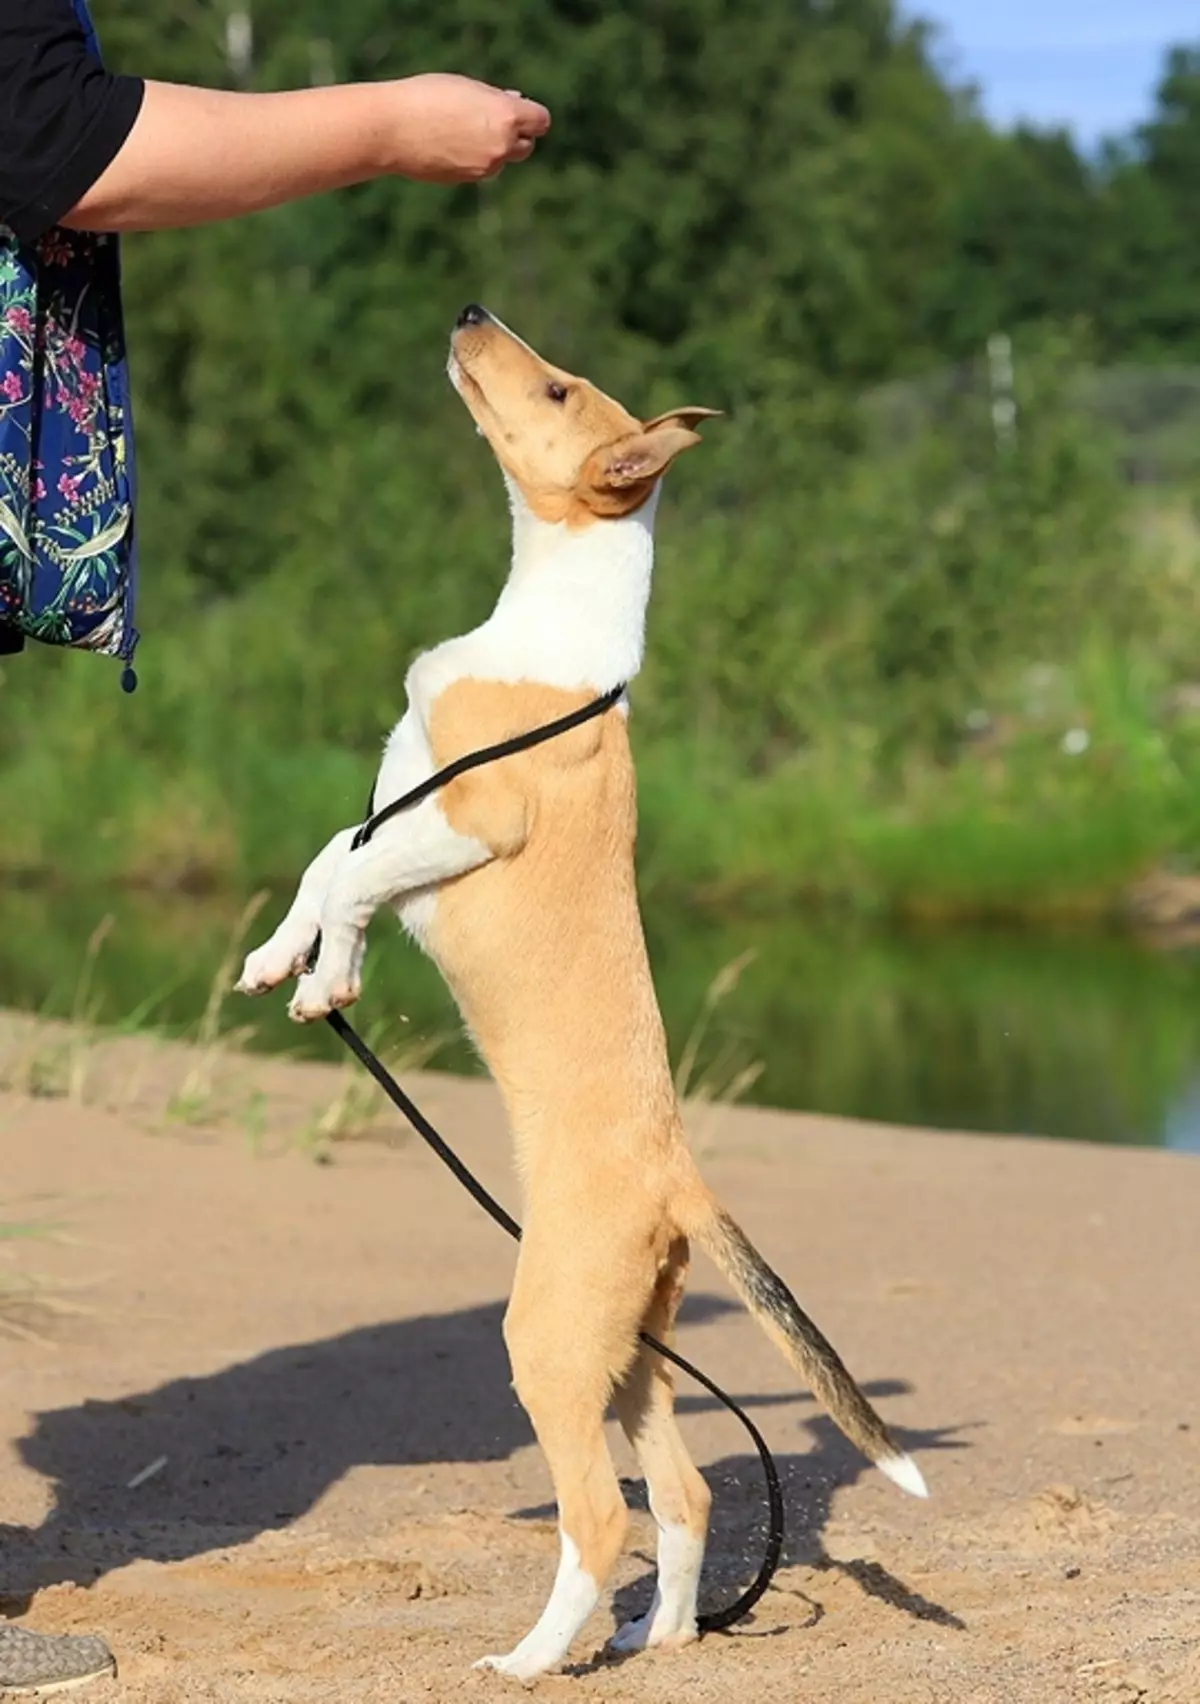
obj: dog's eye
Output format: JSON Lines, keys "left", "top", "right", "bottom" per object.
{"left": 546, "top": 382, "right": 568, "bottom": 404}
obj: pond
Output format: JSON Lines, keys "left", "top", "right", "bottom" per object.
{"left": 1, "top": 884, "right": 1198, "bottom": 1152}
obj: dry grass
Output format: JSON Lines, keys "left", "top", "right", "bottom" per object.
{"left": 674, "top": 949, "right": 764, "bottom": 1108}
{"left": 297, "top": 1021, "right": 448, "bottom": 1160}
{"left": 1, "top": 913, "right": 770, "bottom": 1171}
{"left": 0, "top": 892, "right": 449, "bottom": 1156}
{"left": 165, "top": 890, "right": 269, "bottom": 1127}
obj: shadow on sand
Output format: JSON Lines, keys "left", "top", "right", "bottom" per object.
{"left": 2, "top": 1291, "right": 970, "bottom": 1636}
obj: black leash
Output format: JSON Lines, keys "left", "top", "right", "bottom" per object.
{"left": 322, "top": 686, "right": 785, "bottom": 1633}
{"left": 352, "top": 683, "right": 627, "bottom": 849}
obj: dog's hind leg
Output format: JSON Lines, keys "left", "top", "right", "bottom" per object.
{"left": 474, "top": 1229, "right": 647, "bottom": 1681}
{"left": 609, "top": 1237, "right": 711, "bottom": 1653}
{"left": 236, "top": 827, "right": 358, "bottom": 995}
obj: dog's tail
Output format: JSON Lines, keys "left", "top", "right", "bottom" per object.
{"left": 680, "top": 1187, "right": 927, "bottom": 1498}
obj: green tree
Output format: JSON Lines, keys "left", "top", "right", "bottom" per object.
{"left": 925, "top": 125, "right": 1100, "bottom": 356}
{"left": 93, "top": 0, "right": 976, "bottom": 607}
{"left": 1095, "top": 46, "right": 1200, "bottom": 361}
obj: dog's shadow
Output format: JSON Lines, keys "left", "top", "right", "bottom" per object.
{"left": 612, "top": 1406, "right": 971, "bottom": 1643}
{"left": 2, "top": 1291, "right": 968, "bottom": 1637}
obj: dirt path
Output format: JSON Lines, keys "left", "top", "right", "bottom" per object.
{"left": 2, "top": 1055, "right": 1198, "bottom": 1702}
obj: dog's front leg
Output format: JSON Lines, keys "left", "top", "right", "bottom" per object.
{"left": 236, "top": 827, "right": 359, "bottom": 996}
{"left": 288, "top": 797, "right": 490, "bottom": 1022}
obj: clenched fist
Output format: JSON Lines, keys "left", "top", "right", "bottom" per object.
{"left": 381, "top": 74, "right": 552, "bottom": 184}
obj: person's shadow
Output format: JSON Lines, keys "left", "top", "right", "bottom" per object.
{"left": 1, "top": 1292, "right": 968, "bottom": 1636}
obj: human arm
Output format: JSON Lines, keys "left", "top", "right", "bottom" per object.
{"left": 64, "top": 74, "right": 551, "bottom": 233}
{"left": 0, "top": 0, "right": 550, "bottom": 242}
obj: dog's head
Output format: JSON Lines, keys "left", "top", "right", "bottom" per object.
{"left": 448, "top": 305, "right": 719, "bottom": 525}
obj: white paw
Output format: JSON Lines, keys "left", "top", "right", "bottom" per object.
{"left": 236, "top": 937, "right": 313, "bottom": 996}
{"left": 608, "top": 1613, "right": 697, "bottom": 1654}
{"left": 472, "top": 1652, "right": 547, "bottom": 1684}
{"left": 235, "top": 946, "right": 288, "bottom": 996}
{"left": 287, "top": 972, "right": 359, "bottom": 1024}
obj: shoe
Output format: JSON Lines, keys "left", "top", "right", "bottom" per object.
{"left": 0, "top": 1627, "right": 116, "bottom": 1696}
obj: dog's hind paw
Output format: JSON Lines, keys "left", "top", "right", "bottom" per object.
{"left": 472, "top": 1652, "right": 545, "bottom": 1685}
{"left": 608, "top": 1613, "right": 697, "bottom": 1654}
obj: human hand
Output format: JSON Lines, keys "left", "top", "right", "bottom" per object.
{"left": 383, "top": 73, "right": 551, "bottom": 184}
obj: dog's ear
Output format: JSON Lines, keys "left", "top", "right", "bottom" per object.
{"left": 641, "top": 406, "right": 724, "bottom": 433}
{"left": 583, "top": 425, "right": 703, "bottom": 494}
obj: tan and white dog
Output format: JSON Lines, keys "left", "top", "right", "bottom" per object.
{"left": 237, "top": 305, "right": 926, "bottom": 1681}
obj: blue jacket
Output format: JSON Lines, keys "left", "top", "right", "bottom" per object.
{"left": 0, "top": 0, "right": 137, "bottom": 678}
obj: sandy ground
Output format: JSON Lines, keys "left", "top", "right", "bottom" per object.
{"left": 2, "top": 1046, "right": 1198, "bottom": 1703}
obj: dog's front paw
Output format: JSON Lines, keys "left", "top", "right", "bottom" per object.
{"left": 287, "top": 971, "right": 359, "bottom": 1024}
{"left": 235, "top": 944, "right": 285, "bottom": 997}
{"left": 236, "top": 935, "right": 312, "bottom": 996}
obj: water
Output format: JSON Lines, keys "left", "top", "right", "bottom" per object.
{"left": 1, "top": 883, "right": 1198, "bottom": 1152}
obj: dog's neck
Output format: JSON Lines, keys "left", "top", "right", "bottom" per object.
{"left": 483, "top": 477, "right": 660, "bottom": 692}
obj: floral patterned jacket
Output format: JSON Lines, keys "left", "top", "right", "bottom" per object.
{"left": 0, "top": 0, "right": 138, "bottom": 678}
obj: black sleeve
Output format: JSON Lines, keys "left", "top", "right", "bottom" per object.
{"left": 0, "top": 0, "right": 145, "bottom": 244}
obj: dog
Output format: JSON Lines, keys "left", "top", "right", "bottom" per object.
{"left": 236, "top": 305, "right": 927, "bottom": 1680}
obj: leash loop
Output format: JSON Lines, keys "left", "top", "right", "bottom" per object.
{"left": 322, "top": 684, "right": 786, "bottom": 1633}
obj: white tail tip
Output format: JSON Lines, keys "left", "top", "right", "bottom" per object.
{"left": 879, "top": 1452, "right": 929, "bottom": 1499}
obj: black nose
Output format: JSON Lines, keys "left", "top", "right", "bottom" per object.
{"left": 456, "top": 303, "right": 489, "bottom": 329}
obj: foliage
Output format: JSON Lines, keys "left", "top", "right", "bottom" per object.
{"left": 2, "top": 2, "right": 1200, "bottom": 918}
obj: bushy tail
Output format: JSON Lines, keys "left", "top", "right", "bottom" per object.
{"left": 686, "top": 1194, "right": 927, "bottom": 1498}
